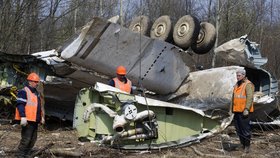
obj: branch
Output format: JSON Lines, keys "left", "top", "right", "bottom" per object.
{"left": 47, "top": 148, "right": 83, "bottom": 157}
{"left": 190, "top": 146, "right": 231, "bottom": 158}
{"left": 29, "top": 142, "right": 54, "bottom": 157}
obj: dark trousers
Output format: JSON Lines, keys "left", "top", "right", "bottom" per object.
{"left": 233, "top": 113, "right": 251, "bottom": 147}
{"left": 17, "top": 122, "right": 38, "bottom": 158}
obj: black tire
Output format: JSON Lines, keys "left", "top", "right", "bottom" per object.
{"left": 128, "top": 15, "right": 151, "bottom": 36}
{"left": 150, "top": 15, "right": 172, "bottom": 41}
{"left": 191, "top": 22, "right": 216, "bottom": 54}
{"left": 173, "top": 15, "right": 200, "bottom": 49}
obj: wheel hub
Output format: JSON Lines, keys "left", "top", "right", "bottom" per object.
{"left": 197, "top": 30, "right": 205, "bottom": 44}
{"left": 133, "top": 23, "right": 142, "bottom": 32}
{"left": 178, "top": 22, "right": 190, "bottom": 37}
{"left": 155, "top": 24, "right": 166, "bottom": 37}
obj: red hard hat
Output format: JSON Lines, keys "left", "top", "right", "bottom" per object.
{"left": 27, "top": 72, "right": 40, "bottom": 82}
{"left": 116, "top": 65, "right": 126, "bottom": 75}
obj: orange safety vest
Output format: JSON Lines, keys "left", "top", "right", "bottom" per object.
{"left": 113, "top": 77, "right": 132, "bottom": 93}
{"left": 15, "top": 87, "right": 39, "bottom": 122}
{"left": 232, "top": 80, "right": 254, "bottom": 112}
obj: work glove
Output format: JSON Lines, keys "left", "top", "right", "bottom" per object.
{"left": 243, "top": 108, "right": 249, "bottom": 117}
{"left": 20, "top": 117, "right": 28, "bottom": 126}
{"left": 132, "top": 86, "right": 145, "bottom": 92}
{"left": 41, "top": 116, "right": 45, "bottom": 125}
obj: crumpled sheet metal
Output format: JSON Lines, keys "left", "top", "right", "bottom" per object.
{"left": 173, "top": 66, "right": 242, "bottom": 111}
{"left": 74, "top": 82, "right": 233, "bottom": 150}
{"left": 214, "top": 38, "right": 246, "bottom": 64}
{"left": 60, "top": 17, "right": 192, "bottom": 95}
{"left": 214, "top": 35, "right": 267, "bottom": 68}
{"left": 94, "top": 82, "right": 205, "bottom": 116}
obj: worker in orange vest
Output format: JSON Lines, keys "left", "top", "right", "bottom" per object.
{"left": 109, "top": 65, "right": 132, "bottom": 94}
{"left": 230, "top": 69, "right": 254, "bottom": 153}
{"left": 15, "top": 72, "right": 44, "bottom": 158}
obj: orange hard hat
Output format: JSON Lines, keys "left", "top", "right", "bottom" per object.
{"left": 27, "top": 72, "right": 40, "bottom": 82}
{"left": 116, "top": 65, "right": 126, "bottom": 75}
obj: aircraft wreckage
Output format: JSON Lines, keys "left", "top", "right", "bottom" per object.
{"left": 73, "top": 82, "right": 232, "bottom": 149}
{"left": 0, "top": 16, "right": 279, "bottom": 148}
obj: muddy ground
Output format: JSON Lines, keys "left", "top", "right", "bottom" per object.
{"left": 1, "top": 119, "right": 280, "bottom": 158}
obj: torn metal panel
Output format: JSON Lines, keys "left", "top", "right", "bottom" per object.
{"left": 43, "top": 76, "right": 92, "bottom": 121}
{"left": 32, "top": 50, "right": 107, "bottom": 86}
{"left": 73, "top": 82, "right": 232, "bottom": 149}
{"left": 0, "top": 52, "right": 50, "bottom": 88}
{"left": 0, "top": 51, "right": 86, "bottom": 120}
{"left": 251, "top": 119, "right": 280, "bottom": 126}
{"left": 0, "top": 52, "right": 51, "bottom": 119}
{"left": 169, "top": 65, "right": 278, "bottom": 121}
{"left": 32, "top": 49, "right": 64, "bottom": 65}
{"left": 61, "top": 17, "right": 194, "bottom": 94}
{"left": 214, "top": 35, "right": 268, "bottom": 69}
{"left": 172, "top": 66, "right": 240, "bottom": 111}
{"left": 27, "top": 33, "right": 278, "bottom": 123}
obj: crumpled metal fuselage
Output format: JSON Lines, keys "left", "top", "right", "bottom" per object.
{"left": 1, "top": 17, "right": 278, "bottom": 125}
{"left": 73, "top": 82, "right": 232, "bottom": 149}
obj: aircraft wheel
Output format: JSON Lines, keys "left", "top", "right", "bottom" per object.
{"left": 150, "top": 15, "right": 172, "bottom": 41}
{"left": 129, "top": 15, "right": 151, "bottom": 36}
{"left": 173, "top": 15, "right": 200, "bottom": 49}
{"left": 191, "top": 22, "right": 216, "bottom": 54}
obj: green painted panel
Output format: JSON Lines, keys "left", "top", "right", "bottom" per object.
{"left": 74, "top": 86, "right": 224, "bottom": 149}
{"left": 74, "top": 102, "right": 90, "bottom": 137}
{"left": 160, "top": 109, "right": 202, "bottom": 143}
{"left": 116, "top": 93, "right": 135, "bottom": 101}
{"left": 102, "top": 95, "right": 115, "bottom": 105}
{"left": 202, "top": 117, "right": 219, "bottom": 130}
{"left": 74, "top": 88, "right": 100, "bottom": 138}
{"left": 95, "top": 113, "right": 114, "bottom": 134}
{"left": 155, "top": 116, "right": 167, "bottom": 143}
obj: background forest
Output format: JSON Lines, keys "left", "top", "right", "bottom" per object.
{"left": 1, "top": 0, "right": 280, "bottom": 80}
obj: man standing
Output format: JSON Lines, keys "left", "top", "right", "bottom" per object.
{"left": 15, "top": 72, "right": 44, "bottom": 158}
{"left": 231, "top": 69, "right": 254, "bottom": 153}
{"left": 109, "top": 65, "right": 132, "bottom": 94}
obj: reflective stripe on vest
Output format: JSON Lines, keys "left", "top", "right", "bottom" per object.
{"left": 15, "top": 87, "right": 39, "bottom": 122}
{"left": 113, "top": 77, "right": 132, "bottom": 93}
{"left": 233, "top": 80, "right": 254, "bottom": 112}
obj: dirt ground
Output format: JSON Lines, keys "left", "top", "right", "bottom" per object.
{"left": 1, "top": 119, "right": 280, "bottom": 158}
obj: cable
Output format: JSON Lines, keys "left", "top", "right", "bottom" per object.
{"left": 137, "top": 0, "right": 153, "bottom": 150}
{"left": 138, "top": 0, "right": 142, "bottom": 84}
{"left": 12, "top": 64, "right": 28, "bottom": 76}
